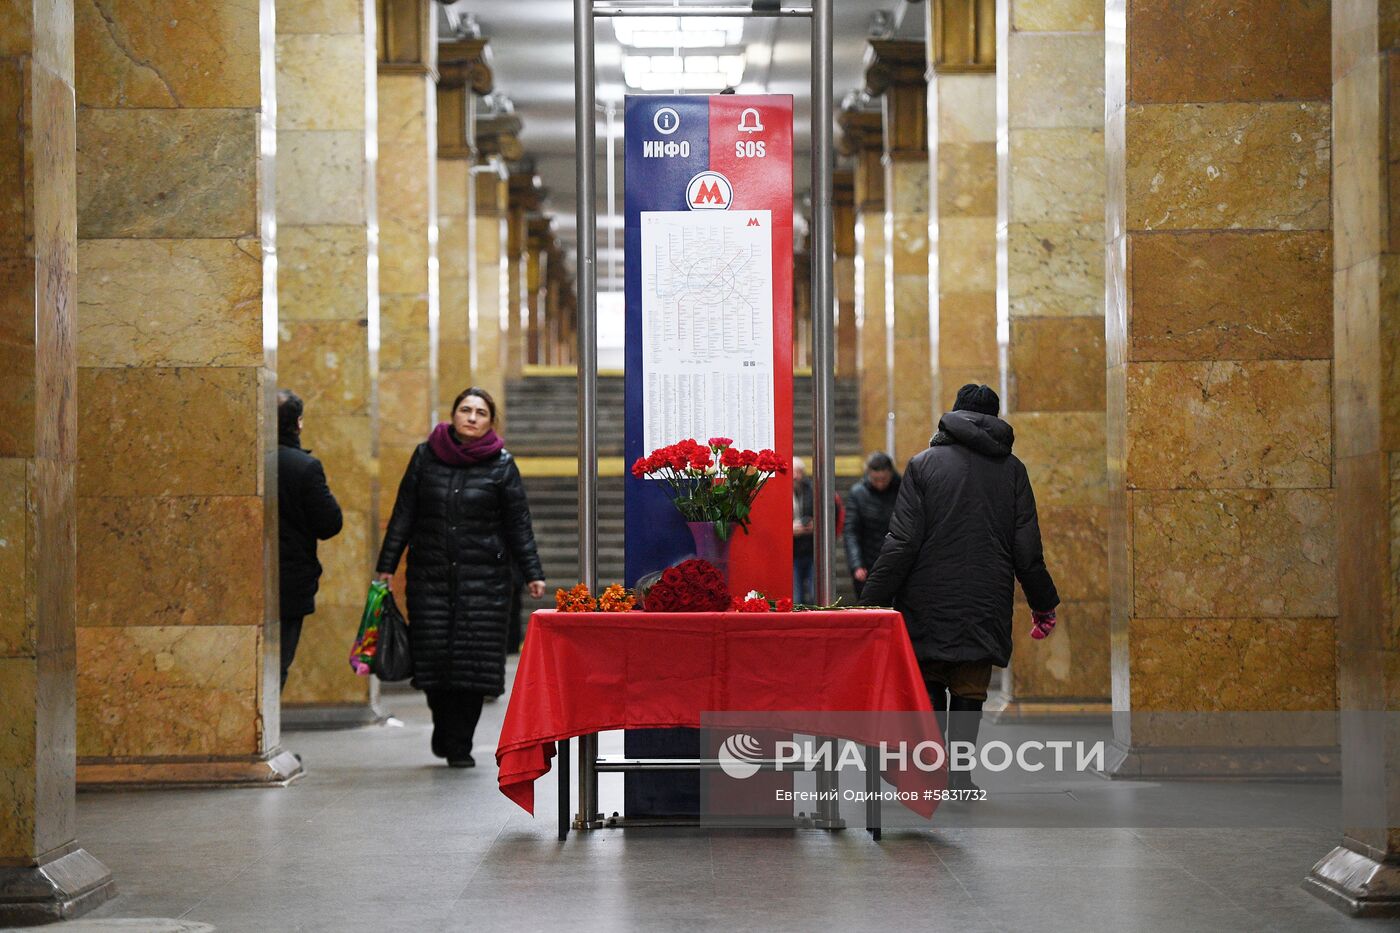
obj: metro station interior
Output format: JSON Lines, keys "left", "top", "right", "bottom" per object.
{"left": 3, "top": 0, "right": 1400, "bottom": 929}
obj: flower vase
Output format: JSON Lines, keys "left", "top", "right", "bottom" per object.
{"left": 687, "top": 521, "right": 733, "bottom": 582}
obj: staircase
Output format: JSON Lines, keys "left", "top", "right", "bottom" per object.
{"left": 505, "top": 373, "right": 868, "bottom": 611}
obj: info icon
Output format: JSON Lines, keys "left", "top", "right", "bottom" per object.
{"left": 653, "top": 107, "right": 680, "bottom": 135}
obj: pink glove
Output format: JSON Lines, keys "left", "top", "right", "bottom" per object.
{"left": 1030, "top": 608, "right": 1057, "bottom": 640}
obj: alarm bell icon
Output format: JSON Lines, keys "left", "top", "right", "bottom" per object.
{"left": 737, "top": 108, "right": 764, "bottom": 133}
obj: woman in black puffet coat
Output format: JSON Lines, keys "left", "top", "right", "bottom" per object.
{"left": 375, "top": 387, "right": 545, "bottom": 768}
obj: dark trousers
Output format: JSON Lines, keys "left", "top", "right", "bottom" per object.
{"left": 280, "top": 615, "right": 305, "bottom": 690}
{"left": 425, "top": 689, "right": 485, "bottom": 759}
{"left": 793, "top": 553, "right": 814, "bottom": 604}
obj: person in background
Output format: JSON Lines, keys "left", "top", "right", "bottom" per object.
{"left": 842, "top": 451, "right": 901, "bottom": 599}
{"left": 860, "top": 384, "right": 1059, "bottom": 791}
{"left": 276, "top": 389, "right": 344, "bottom": 691}
{"left": 792, "top": 456, "right": 815, "bottom": 604}
{"left": 375, "top": 387, "right": 545, "bottom": 768}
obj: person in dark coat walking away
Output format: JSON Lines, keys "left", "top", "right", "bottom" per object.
{"left": 860, "top": 384, "right": 1059, "bottom": 791}
{"left": 842, "top": 451, "right": 901, "bottom": 599}
{"left": 277, "top": 390, "right": 344, "bottom": 690}
{"left": 376, "top": 387, "right": 545, "bottom": 767}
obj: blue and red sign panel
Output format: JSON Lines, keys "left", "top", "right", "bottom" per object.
{"left": 623, "top": 94, "right": 795, "bottom": 597}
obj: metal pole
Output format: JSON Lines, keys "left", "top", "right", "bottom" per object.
{"left": 810, "top": 0, "right": 835, "bottom": 608}
{"left": 573, "top": 0, "right": 601, "bottom": 831}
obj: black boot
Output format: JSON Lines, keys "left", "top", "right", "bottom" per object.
{"left": 948, "top": 695, "right": 984, "bottom": 793}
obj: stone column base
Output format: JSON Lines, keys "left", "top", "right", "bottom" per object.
{"left": 282, "top": 701, "right": 389, "bottom": 731}
{"left": 0, "top": 847, "right": 115, "bottom": 925}
{"left": 1102, "top": 741, "right": 1339, "bottom": 781}
{"left": 1305, "top": 845, "right": 1400, "bottom": 917}
{"left": 984, "top": 695, "right": 1112, "bottom": 724}
{"left": 77, "top": 748, "right": 304, "bottom": 790}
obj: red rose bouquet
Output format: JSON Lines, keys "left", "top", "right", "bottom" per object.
{"left": 642, "top": 559, "right": 731, "bottom": 612}
{"left": 631, "top": 437, "right": 788, "bottom": 541}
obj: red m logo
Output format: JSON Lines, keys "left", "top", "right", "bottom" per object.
{"left": 693, "top": 181, "right": 725, "bottom": 206}
{"left": 747, "top": 217, "right": 761, "bottom": 227}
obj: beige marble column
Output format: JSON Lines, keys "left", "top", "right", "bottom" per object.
{"left": 274, "top": 0, "right": 382, "bottom": 724}
{"left": 794, "top": 249, "right": 812, "bottom": 371}
{"left": 377, "top": 0, "right": 437, "bottom": 506}
{"left": 0, "top": 2, "right": 115, "bottom": 920}
{"left": 868, "top": 40, "right": 934, "bottom": 463}
{"left": 525, "top": 218, "right": 550, "bottom": 367}
{"left": 471, "top": 161, "right": 510, "bottom": 402}
{"left": 833, "top": 171, "right": 859, "bottom": 379}
{"left": 838, "top": 105, "right": 889, "bottom": 459}
{"left": 506, "top": 173, "right": 541, "bottom": 380}
{"left": 993, "top": 0, "right": 1110, "bottom": 717}
{"left": 435, "top": 36, "right": 491, "bottom": 413}
{"left": 1106, "top": 0, "right": 1335, "bottom": 776}
{"left": 927, "top": 0, "right": 999, "bottom": 411}
{"left": 1307, "top": 2, "right": 1400, "bottom": 915}
{"left": 73, "top": 0, "right": 295, "bottom": 786}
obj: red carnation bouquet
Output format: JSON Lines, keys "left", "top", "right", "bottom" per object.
{"left": 631, "top": 437, "right": 788, "bottom": 541}
{"left": 642, "top": 559, "right": 731, "bottom": 612}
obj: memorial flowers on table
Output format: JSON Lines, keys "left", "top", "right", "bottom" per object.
{"left": 729, "top": 590, "right": 794, "bottom": 613}
{"left": 554, "top": 583, "right": 637, "bottom": 613}
{"left": 630, "top": 437, "right": 788, "bottom": 541}
{"left": 640, "top": 558, "right": 731, "bottom": 613}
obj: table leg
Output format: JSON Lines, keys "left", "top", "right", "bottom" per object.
{"left": 865, "top": 744, "right": 881, "bottom": 841}
{"left": 557, "top": 738, "right": 570, "bottom": 841}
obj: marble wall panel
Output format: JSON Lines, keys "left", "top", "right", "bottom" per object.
{"left": 77, "top": 108, "right": 258, "bottom": 238}
{"left": 857, "top": 213, "right": 889, "bottom": 458}
{"left": 277, "top": 320, "right": 370, "bottom": 413}
{"left": 378, "top": 369, "right": 430, "bottom": 450}
{"left": 1125, "top": 360, "right": 1332, "bottom": 489}
{"left": 278, "top": 0, "right": 363, "bottom": 35}
{"left": 377, "top": 215, "right": 431, "bottom": 297}
{"left": 938, "top": 218, "right": 997, "bottom": 292}
{"left": 1010, "top": 317, "right": 1106, "bottom": 412}
{"left": 1038, "top": 504, "right": 1110, "bottom": 600}
{"left": 77, "top": 238, "right": 263, "bottom": 368}
{"left": 1127, "top": 0, "right": 1331, "bottom": 105}
{"left": 937, "top": 75, "right": 996, "bottom": 143}
{"left": 74, "top": 0, "right": 260, "bottom": 108}
{"left": 1007, "top": 128, "right": 1104, "bottom": 223}
{"left": 378, "top": 295, "right": 430, "bottom": 372}
{"left": 1131, "top": 488, "right": 1337, "bottom": 619}
{"left": 76, "top": 367, "right": 260, "bottom": 498}
{"left": 0, "top": 70, "right": 27, "bottom": 254}
{"left": 1127, "top": 617, "right": 1336, "bottom": 711}
{"left": 1007, "top": 600, "right": 1111, "bottom": 698}
{"left": 938, "top": 142, "right": 996, "bottom": 216}
{"left": 1006, "top": 222, "right": 1102, "bottom": 318}
{"left": 312, "top": 510, "right": 371, "bottom": 608}
{"left": 76, "top": 624, "right": 260, "bottom": 758}
{"left": 0, "top": 460, "right": 30, "bottom": 656}
{"left": 0, "top": 258, "right": 37, "bottom": 458}
{"left": 282, "top": 610, "right": 366, "bottom": 704}
{"left": 278, "top": 225, "right": 369, "bottom": 322}
{"left": 1128, "top": 231, "right": 1332, "bottom": 361}
{"left": 1008, "top": 33, "right": 1104, "bottom": 129}
{"left": 938, "top": 292, "right": 998, "bottom": 371}
{"left": 1124, "top": 102, "right": 1331, "bottom": 231}
{"left": 1012, "top": 412, "right": 1109, "bottom": 507}
{"left": 276, "top": 130, "right": 367, "bottom": 226}
{"left": 301, "top": 414, "right": 373, "bottom": 514}
{"left": 0, "top": 657, "right": 38, "bottom": 857}
{"left": 76, "top": 495, "right": 264, "bottom": 628}
{"left": 1011, "top": 0, "right": 1102, "bottom": 32}
{"left": 276, "top": 34, "right": 365, "bottom": 131}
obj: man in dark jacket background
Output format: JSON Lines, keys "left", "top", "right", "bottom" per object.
{"left": 860, "top": 384, "right": 1058, "bottom": 790}
{"left": 277, "top": 389, "right": 344, "bottom": 690}
{"left": 842, "top": 451, "right": 900, "bottom": 598}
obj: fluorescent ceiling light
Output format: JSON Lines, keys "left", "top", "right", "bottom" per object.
{"left": 612, "top": 16, "right": 743, "bottom": 49}
{"left": 624, "top": 53, "right": 745, "bottom": 90}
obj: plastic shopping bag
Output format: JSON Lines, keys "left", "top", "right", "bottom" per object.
{"left": 349, "top": 580, "right": 390, "bottom": 676}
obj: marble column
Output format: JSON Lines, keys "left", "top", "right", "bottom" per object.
{"left": 867, "top": 40, "right": 934, "bottom": 463}
{"left": 377, "top": 0, "right": 438, "bottom": 505}
{"left": 0, "top": 2, "right": 115, "bottom": 920}
{"left": 73, "top": 0, "right": 296, "bottom": 786}
{"left": 838, "top": 104, "right": 889, "bottom": 459}
{"left": 525, "top": 218, "right": 551, "bottom": 368}
{"left": 833, "top": 171, "right": 858, "bottom": 379}
{"left": 471, "top": 160, "right": 510, "bottom": 402}
{"left": 1106, "top": 0, "right": 1336, "bottom": 775}
{"left": 794, "top": 248, "right": 812, "bottom": 371}
{"left": 506, "top": 173, "right": 542, "bottom": 380}
{"left": 927, "top": 0, "right": 999, "bottom": 411}
{"left": 993, "top": 0, "right": 1110, "bottom": 717}
{"left": 1307, "top": 1, "right": 1400, "bottom": 916}
{"left": 436, "top": 36, "right": 491, "bottom": 413}
{"left": 274, "top": 0, "right": 382, "bottom": 725}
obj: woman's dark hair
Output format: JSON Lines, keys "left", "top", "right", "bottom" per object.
{"left": 865, "top": 451, "right": 895, "bottom": 474}
{"left": 277, "top": 389, "right": 304, "bottom": 443}
{"left": 451, "top": 386, "right": 497, "bottom": 424}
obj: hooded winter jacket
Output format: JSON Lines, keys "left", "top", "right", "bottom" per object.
{"left": 859, "top": 410, "right": 1058, "bottom": 667}
{"left": 375, "top": 443, "right": 543, "bottom": 694}
{"left": 842, "top": 472, "right": 901, "bottom": 573}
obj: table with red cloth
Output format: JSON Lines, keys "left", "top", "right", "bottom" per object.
{"left": 496, "top": 608, "right": 944, "bottom": 821}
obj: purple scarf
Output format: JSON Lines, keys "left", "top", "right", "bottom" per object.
{"left": 428, "top": 422, "right": 504, "bottom": 466}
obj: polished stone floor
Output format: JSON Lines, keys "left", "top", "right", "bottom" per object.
{"left": 59, "top": 670, "right": 1395, "bottom": 933}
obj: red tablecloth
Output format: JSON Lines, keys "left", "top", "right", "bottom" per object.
{"left": 496, "top": 609, "right": 942, "bottom": 818}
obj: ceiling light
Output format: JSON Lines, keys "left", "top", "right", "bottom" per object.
{"left": 623, "top": 53, "right": 746, "bottom": 92}
{"left": 612, "top": 16, "right": 743, "bottom": 49}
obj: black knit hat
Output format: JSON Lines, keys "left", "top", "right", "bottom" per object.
{"left": 953, "top": 383, "right": 1000, "bottom": 416}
